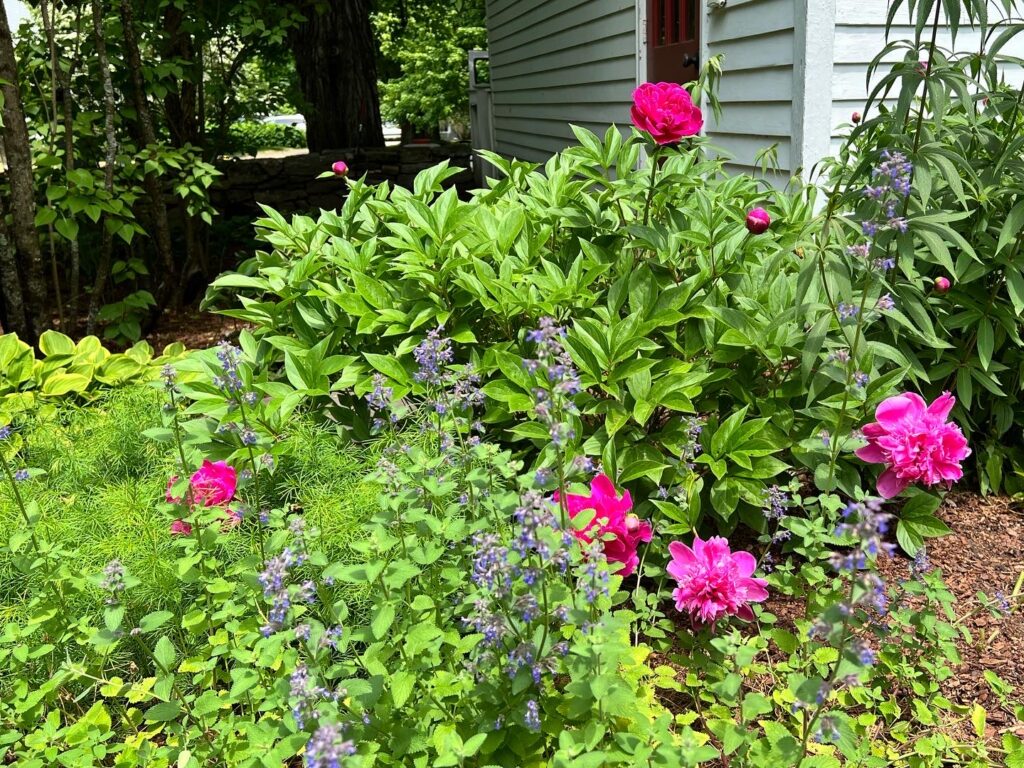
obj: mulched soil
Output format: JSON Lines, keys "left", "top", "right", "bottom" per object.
{"left": 877, "top": 493, "right": 1024, "bottom": 729}
{"left": 144, "top": 308, "right": 252, "bottom": 352}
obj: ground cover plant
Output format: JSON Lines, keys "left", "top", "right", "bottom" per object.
{"left": 3, "top": 1, "right": 1024, "bottom": 766}
{"left": 0, "top": 379, "right": 381, "bottom": 634}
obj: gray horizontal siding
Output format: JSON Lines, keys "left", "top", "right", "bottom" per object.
{"left": 705, "top": 0, "right": 797, "bottom": 175}
{"left": 486, "top": 0, "right": 636, "bottom": 162}
{"left": 831, "top": 0, "right": 1024, "bottom": 141}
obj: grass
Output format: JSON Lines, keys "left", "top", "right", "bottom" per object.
{"left": 0, "top": 383, "right": 382, "bottom": 628}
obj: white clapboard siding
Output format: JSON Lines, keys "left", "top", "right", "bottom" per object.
{"left": 831, "top": 0, "right": 1024, "bottom": 143}
{"left": 485, "top": 0, "right": 638, "bottom": 163}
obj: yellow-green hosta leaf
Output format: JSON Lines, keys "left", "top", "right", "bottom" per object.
{"left": 39, "top": 372, "right": 91, "bottom": 396}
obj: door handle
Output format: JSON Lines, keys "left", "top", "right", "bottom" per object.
{"left": 682, "top": 53, "right": 698, "bottom": 67}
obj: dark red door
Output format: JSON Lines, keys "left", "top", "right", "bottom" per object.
{"left": 647, "top": 0, "right": 700, "bottom": 83}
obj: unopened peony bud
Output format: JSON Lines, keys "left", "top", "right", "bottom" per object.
{"left": 852, "top": 111, "right": 861, "bottom": 124}
{"left": 934, "top": 276, "right": 951, "bottom": 293}
{"left": 746, "top": 207, "right": 771, "bottom": 235}
{"left": 331, "top": 160, "right": 349, "bottom": 177}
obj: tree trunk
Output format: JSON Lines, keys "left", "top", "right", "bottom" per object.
{"left": 161, "top": 5, "right": 200, "bottom": 148}
{"left": 0, "top": 0, "right": 49, "bottom": 343}
{"left": 0, "top": 195, "right": 27, "bottom": 339}
{"left": 119, "top": 0, "right": 176, "bottom": 309}
{"left": 290, "top": 0, "right": 384, "bottom": 151}
{"left": 40, "top": 0, "right": 66, "bottom": 330}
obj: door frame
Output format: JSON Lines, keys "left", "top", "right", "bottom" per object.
{"left": 636, "top": 0, "right": 707, "bottom": 104}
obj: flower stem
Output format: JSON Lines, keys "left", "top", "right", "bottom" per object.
{"left": 641, "top": 147, "right": 660, "bottom": 228}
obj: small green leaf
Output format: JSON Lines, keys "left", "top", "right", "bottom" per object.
{"left": 144, "top": 701, "right": 182, "bottom": 722}
{"left": 370, "top": 603, "right": 396, "bottom": 640}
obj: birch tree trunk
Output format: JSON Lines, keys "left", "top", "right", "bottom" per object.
{"left": 86, "top": 0, "right": 119, "bottom": 334}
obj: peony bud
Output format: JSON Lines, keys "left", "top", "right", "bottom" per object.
{"left": 625, "top": 514, "right": 640, "bottom": 532}
{"left": 934, "top": 276, "right": 951, "bottom": 293}
{"left": 745, "top": 207, "right": 771, "bottom": 235}
{"left": 331, "top": 160, "right": 349, "bottom": 177}
{"left": 852, "top": 111, "right": 861, "bottom": 124}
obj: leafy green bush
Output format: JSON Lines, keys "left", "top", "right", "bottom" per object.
{"left": 224, "top": 121, "right": 307, "bottom": 158}
{"left": 209, "top": 130, "right": 953, "bottom": 547}
{"left": 820, "top": 10, "right": 1024, "bottom": 495}
{"left": 375, "top": 0, "right": 486, "bottom": 131}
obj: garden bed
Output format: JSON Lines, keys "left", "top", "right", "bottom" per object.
{"left": 882, "top": 494, "right": 1023, "bottom": 716}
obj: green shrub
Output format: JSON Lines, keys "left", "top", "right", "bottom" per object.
{"left": 0, "top": 333, "right": 1017, "bottom": 767}
{"left": 822, "top": 30, "right": 1024, "bottom": 495}
{"left": 208, "top": 131, "right": 944, "bottom": 546}
{"left": 224, "top": 121, "right": 307, "bottom": 157}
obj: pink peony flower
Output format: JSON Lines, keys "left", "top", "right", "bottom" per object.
{"left": 170, "top": 519, "right": 192, "bottom": 536}
{"left": 667, "top": 535, "right": 768, "bottom": 624}
{"left": 934, "top": 276, "right": 951, "bottom": 293}
{"left": 855, "top": 392, "right": 970, "bottom": 498}
{"left": 331, "top": 160, "right": 349, "bottom": 176}
{"left": 745, "top": 207, "right": 771, "bottom": 234}
{"left": 630, "top": 82, "right": 703, "bottom": 145}
{"left": 189, "top": 459, "right": 237, "bottom": 507}
{"left": 554, "top": 474, "right": 652, "bottom": 576}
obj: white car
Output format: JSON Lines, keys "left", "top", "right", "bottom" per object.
{"left": 383, "top": 122, "right": 401, "bottom": 144}
{"left": 260, "top": 114, "right": 306, "bottom": 131}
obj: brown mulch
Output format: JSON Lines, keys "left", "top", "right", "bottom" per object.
{"left": 877, "top": 493, "right": 1024, "bottom": 712}
{"left": 144, "top": 308, "right": 252, "bottom": 353}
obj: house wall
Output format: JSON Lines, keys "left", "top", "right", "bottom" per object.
{"left": 484, "top": 0, "right": 638, "bottom": 162}
{"left": 482, "top": 0, "right": 1024, "bottom": 177}
{"left": 829, "top": 0, "right": 1024, "bottom": 155}
{"left": 702, "top": 0, "right": 799, "bottom": 178}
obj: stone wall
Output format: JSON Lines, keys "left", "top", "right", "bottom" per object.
{"left": 211, "top": 144, "right": 475, "bottom": 217}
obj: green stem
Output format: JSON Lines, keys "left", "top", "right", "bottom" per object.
{"left": 892, "top": 0, "right": 941, "bottom": 275}
{"left": 641, "top": 148, "right": 660, "bottom": 228}
{"left": 0, "top": 451, "right": 68, "bottom": 614}
{"left": 799, "top": 578, "right": 857, "bottom": 763}
{"left": 231, "top": 392, "right": 266, "bottom": 562}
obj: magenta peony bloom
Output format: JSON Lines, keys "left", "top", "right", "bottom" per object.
{"left": 745, "top": 207, "right": 771, "bottom": 234}
{"left": 170, "top": 519, "right": 192, "bottom": 536}
{"left": 855, "top": 392, "right": 970, "bottom": 499}
{"left": 934, "top": 276, "right": 951, "bottom": 293}
{"left": 630, "top": 82, "right": 703, "bottom": 145}
{"left": 331, "top": 160, "right": 349, "bottom": 177}
{"left": 554, "top": 474, "right": 652, "bottom": 576}
{"left": 190, "top": 459, "right": 237, "bottom": 507}
{"left": 667, "top": 535, "right": 768, "bottom": 624}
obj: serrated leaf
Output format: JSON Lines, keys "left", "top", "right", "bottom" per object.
{"left": 144, "top": 701, "right": 182, "bottom": 722}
